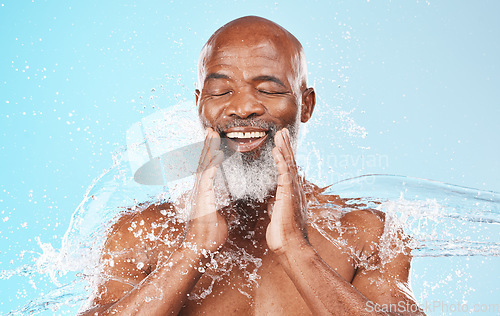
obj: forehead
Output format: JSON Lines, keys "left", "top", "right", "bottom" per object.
{"left": 200, "top": 37, "right": 296, "bottom": 78}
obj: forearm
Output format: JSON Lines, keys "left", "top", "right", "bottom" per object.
{"left": 83, "top": 246, "right": 208, "bottom": 316}
{"left": 276, "top": 244, "right": 386, "bottom": 316}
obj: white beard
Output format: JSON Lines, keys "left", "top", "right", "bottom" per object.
{"left": 214, "top": 123, "right": 299, "bottom": 204}
{"left": 216, "top": 141, "right": 277, "bottom": 203}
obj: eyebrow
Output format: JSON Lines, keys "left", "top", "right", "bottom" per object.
{"left": 203, "top": 73, "right": 286, "bottom": 88}
{"left": 253, "top": 75, "right": 286, "bottom": 88}
{"left": 204, "top": 72, "right": 230, "bottom": 83}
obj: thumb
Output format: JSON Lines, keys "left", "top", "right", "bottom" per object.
{"left": 267, "top": 196, "right": 276, "bottom": 219}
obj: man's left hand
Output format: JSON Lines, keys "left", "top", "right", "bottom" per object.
{"left": 266, "top": 128, "right": 309, "bottom": 255}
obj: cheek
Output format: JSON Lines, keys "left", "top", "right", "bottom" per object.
{"left": 267, "top": 99, "right": 300, "bottom": 125}
{"left": 198, "top": 100, "right": 225, "bottom": 127}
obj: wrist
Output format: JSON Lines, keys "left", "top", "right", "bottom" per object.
{"left": 183, "top": 233, "right": 224, "bottom": 252}
{"left": 178, "top": 241, "right": 221, "bottom": 267}
{"left": 273, "top": 241, "right": 317, "bottom": 270}
{"left": 271, "top": 235, "right": 313, "bottom": 257}
{"left": 154, "top": 243, "right": 217, "bottom": 281}
{"left": 179, "top": 241, "right": 211, "bottom": 258}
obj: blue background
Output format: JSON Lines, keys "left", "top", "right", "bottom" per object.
{"left": 1, "top": 0, "right": 499, "bottom": 314}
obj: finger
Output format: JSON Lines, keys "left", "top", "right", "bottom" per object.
{"left": 281, "top": 128, "right": 295, "bottom": 160}
{"left": 205, "top": 129, "right": 221, "bottom": 168}
{"left": 199, "top": 150, "right": 223, "bottom": 192}
{"left": 267, "top": 194, "right": 282, "bottom": 224}
{"left": 272, "top": 146, "right": 293, "bottom": 188}
{"left": 281, "top": 129, "right": 305, "bottom": 202}
{"left": 268, "top": 199, "right": 282, "bottom": 230}
{"left": 267, "top": 196, "right": 276, "bottom": 218}
{"left": 281, "top": 128, "right": 299, "bottom": 175}
{"left": 274, "top": 130, "right": 299, "bottom": 188}
{"left": 196, "top": 130, "right": 213, "bottom": 175}
{"left": 275, "top": 130, "right": 306, "bottom": 211}
{"left": 192, "top": 129, "right": 222, "bottom": 217}
{"left": 208, "top": 128, "right": 221, "bottom": 153}
{"left": 192, "top": 150, "right": 224, "bottom": 219}
{"left": 275, "top": 129, "right": 297, "bottom": 174}
{"left": 200, "top": 127, "right": 215, "bottom": 160}
{"left": 197, "top": 128, "right": 221, "bottom": 175}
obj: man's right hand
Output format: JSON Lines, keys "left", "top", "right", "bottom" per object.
{"left": 81, "top": 136, "right": 228, "bottom": 316}
{"left": 183, "top": 128, "right": 228, "bottom": 253}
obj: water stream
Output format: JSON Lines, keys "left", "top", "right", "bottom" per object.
{"left": 2, "top": 105, "right": 499, "bottom": 315}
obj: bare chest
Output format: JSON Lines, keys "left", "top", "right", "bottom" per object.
{"left": 179, "top": 259, "right": 305, "bottom": 315}
{"left": 179, "top": 231, "right": 356, "bottom": 315}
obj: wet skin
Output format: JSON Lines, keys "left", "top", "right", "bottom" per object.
{"left": 81, "top": 16, "right": 424, "bottom": 315}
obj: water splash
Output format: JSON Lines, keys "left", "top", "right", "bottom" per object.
{"left": 5, "top": 169, "right": 499, "bottom": 314}
{"left": 328, "top": 174, "right": 500, "bottom": 258}
{"left": 2, "top": 104, "right": 499, "bottom": 314}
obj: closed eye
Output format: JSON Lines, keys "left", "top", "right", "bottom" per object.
{"left": 258, "top": 90, "right": 288, "bottom": 95}
{"left": 212, "top": 91, "right": 232, "bottom": 96}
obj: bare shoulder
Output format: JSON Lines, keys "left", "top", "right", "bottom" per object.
{"left": 339, "top": 208, "right": 386, "bottom": 241}
{"left": 341, "top": 210, "right": 419, "bottom": 310}
{"left": 305, "top": 182, "right": 386, "bottom": 247}
{"left": 308, "top": 197, "right": 412, "bottom": 271}
{"left": 306, "top": 188, "right": 421, "bottom": 311}
{"left": 103, "top": 202, "right": 186, "bottom": 264}
{"left": 98, "top": 201, "right": 185, "bottom": 285}
{"left": 339, "top": 208, "right": 415, "bottom": 286}
{"left": 86, "top": 202, "right": 186, "bottom": 309}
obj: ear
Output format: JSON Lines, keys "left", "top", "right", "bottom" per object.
{"left": 300, "top": 88, "right": 316, "bottom": 123}
{"left": 195, "top": 89, "right": 201, "bottom": 105}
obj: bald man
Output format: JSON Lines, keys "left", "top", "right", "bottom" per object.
{"left": 81, "top": 16, "right": 424, "bottom": 315}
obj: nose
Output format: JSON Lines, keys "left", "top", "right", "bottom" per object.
{"left": 224, "top": 90, "right": 266, "bottom": 119}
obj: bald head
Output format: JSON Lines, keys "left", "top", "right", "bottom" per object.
{"left": 198, "top": 16, "right": 308, "bottom": 93}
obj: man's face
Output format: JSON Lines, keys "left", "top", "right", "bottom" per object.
{"left": 195, "top": 37, "right": 304, "bottom": 202}
{"left": 196, "top": 37, "right": 303, "bottom": 146}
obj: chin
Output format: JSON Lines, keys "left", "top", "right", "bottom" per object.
{"left": 215, "top": 137, "right": 278, "bottom": 204}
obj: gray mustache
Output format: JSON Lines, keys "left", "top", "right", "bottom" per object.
{"left": 214, "top": 119, "right": 278, "bottom": 135}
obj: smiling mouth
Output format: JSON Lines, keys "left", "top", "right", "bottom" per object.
{"left": 222, "top": 128, "right": 269, "bottom": 153}
{"left": 226, "top": 131, "right": 267, "bottom": 139}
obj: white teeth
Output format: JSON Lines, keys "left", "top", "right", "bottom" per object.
{"left": 226, "top": 131, "right": 266, "bottom": 139}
